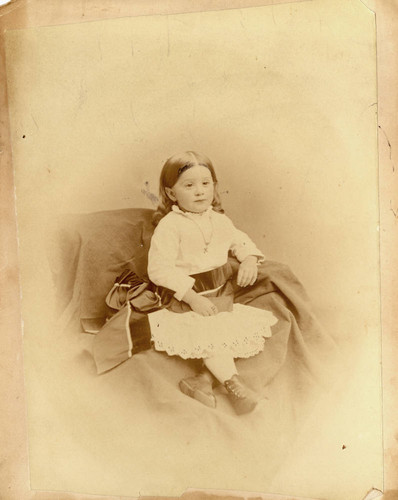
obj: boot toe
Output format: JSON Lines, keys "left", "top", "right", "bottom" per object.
{"left": 179, "top": 377, "right": 216, "bottom": 408}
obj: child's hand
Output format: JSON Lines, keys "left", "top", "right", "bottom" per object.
{"left": 189, "top": 295, "right": 218, "bottom": 316}
{"left": 237, "top": 255, "right": 258, "bottom": 287}
{"left": 182, "top": 289, "right": 218, "bottom": 316}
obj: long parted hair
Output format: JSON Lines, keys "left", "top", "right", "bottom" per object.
{"left": 152, "top": 151, "right": 224, "bottom": 226}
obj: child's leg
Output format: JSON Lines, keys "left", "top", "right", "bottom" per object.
{"left": 179, "top": 353, "right": 259, "bottom": 414}
{"left": 203, "top": 352, "right": 238, "bottom": 383}
{"left": 204, "top": 353, "right": 259, "bottom": 415}
{"left": 178, "top": 354, "right": 235, "bottom": 409}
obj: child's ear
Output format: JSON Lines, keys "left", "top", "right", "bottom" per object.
{"left": 165, "top": 187, "right": 176, "bottom": 201}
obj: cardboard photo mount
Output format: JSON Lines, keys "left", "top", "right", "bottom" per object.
{"left": 0, "top": 0, "right": 397, "bottom": 499}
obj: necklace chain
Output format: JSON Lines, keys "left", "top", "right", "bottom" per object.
{"left": 172, "top": 205, "right": 213, "bottom": 253}
{"left": 189, "top": 213, "right": 213, "bottom": 253}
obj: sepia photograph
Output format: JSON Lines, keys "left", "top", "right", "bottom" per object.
{"left": 1, "top": 0, "right": 396, "bottom": 499}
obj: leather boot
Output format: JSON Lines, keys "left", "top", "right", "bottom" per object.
{"left": 179, "top": 369, "right": 216, "bottom": 408}
{"left": 224, "top": 374, "right": 258, "bottom": 415}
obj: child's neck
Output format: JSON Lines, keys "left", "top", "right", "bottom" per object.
{"left": 174, "top": 205, "right": 212, "bottom": 216}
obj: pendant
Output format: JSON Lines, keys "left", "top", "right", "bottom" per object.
{"left": 204, "top": 247, "right": 208, "bottom": 253}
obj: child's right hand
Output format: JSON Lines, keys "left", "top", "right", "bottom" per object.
{"left": 182, "top": 289, "right": 218, "bottom": 316}
{"left": 190, "top": 295, "right": 219, "bottom": 316}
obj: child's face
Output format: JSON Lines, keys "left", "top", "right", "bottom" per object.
{"left": 166, "top": 165, "right": 214, "bottom": 213}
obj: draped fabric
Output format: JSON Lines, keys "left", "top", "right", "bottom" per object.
{"left": 45, "top": 207, "right": 342, "bottom": 495}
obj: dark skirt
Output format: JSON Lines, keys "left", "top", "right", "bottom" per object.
{"left": 92, "top": 262, "right": 277, "bottom": 373}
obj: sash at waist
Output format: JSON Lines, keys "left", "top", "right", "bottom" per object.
{"left": 190, "top": 262, "right": 233, "bottom": 293}
{"left": 106, "top": 263, "right": 235, "bottom": 312}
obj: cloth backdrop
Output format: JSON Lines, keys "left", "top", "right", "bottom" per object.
{"left": 42, "top": 207, "right": 342, "bottom": 497}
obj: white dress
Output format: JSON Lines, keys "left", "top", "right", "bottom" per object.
{"left": 147, "top": 206, "right": 277, "bottom": 359}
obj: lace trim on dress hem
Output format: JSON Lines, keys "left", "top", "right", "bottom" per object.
{"left": 151, "top": 328, "right": 268, "bottom": 360}
{"left": 152, "top": 342, "right": 266, "bottom": 360}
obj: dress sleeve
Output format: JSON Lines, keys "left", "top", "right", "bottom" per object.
{"left": 147, "top": 217, "right": 195, "bottom": 301}
{"left": 227, "top": 217, "right": 265, "bottom": 263}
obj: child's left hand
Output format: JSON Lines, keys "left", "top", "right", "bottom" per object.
{"left": 237, "top": 255, "right": 258, "bottom": 287}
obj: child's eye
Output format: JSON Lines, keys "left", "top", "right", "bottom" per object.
{"left": 185, "top": 183, "right": 193, "bottom": 188}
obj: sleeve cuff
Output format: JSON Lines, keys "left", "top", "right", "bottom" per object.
{"left": 173, "top": 276, "right": 195, "bottom": 301}
{"left": 235, "top": 246, "right": 265, "bottom": 264}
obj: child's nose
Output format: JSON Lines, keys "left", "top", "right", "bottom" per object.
{"left": 194, "top": 184, "right": 204, "bottom": 195}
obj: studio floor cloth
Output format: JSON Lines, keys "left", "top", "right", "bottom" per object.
{"left": 31, "top": 254, "right": 345, "bottom": 498}
{"left": 34, "top": 209, "right": 374, "bottom": 497}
